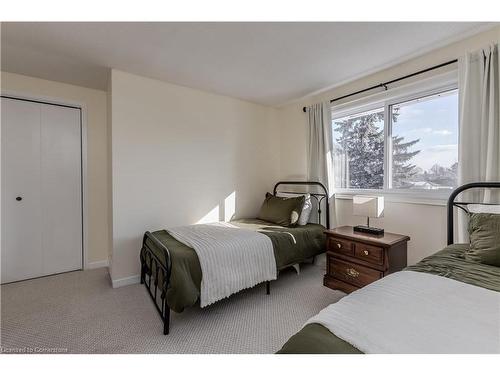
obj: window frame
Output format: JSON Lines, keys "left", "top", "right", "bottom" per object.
{"left": 331, "top": 70, "right": 459, "bottom": 203}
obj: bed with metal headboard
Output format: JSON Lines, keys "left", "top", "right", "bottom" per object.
{"left": 278, "top": 181, "right": 500, "bottom": 354}
{"left": 139, "top": 181, "right": 329, "bottom": 334}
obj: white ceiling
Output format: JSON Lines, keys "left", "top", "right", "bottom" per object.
{"left": 1, "top": 22, "right": 495, "bottom": 106}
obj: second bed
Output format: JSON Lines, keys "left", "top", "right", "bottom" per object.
{"left": 140, "top": 181, "right": 329, "bottom": 334}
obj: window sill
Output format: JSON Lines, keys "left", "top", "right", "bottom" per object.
{"left": 334, "top": 189, "right": 450, "bottom": 207}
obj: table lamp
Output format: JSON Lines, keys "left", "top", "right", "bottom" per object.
{"left": 352, "top": 195, "right": 384, "bottom": 235}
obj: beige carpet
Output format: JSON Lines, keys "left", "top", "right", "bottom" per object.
{"left": 0, "top": 261, "right": 344, "bottom": 353}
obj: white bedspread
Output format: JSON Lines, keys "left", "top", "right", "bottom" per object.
{"left": 306, "top": 271, "right": 500, "bottom": 353}
{"left": 167, "top": 222, "right": 277, "bottom": 307}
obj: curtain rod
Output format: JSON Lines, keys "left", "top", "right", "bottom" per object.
{"left": 302, "top": 59, "right": 458, "bottom": 113}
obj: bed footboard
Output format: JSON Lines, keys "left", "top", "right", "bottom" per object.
{"left": 140, "top": 231, "right": 172, "bottom": 335}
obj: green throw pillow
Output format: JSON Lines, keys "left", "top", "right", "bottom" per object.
{"left": 467, "top": 213, "right": 500, "bottom": 267}
{"left": 258, "top": 193, "right": 305, "bottom": 227}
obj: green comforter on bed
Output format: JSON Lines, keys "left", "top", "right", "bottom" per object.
{"left": 405, "top": 244, "right": 500, "bottom": 292}
{"left": 141, "top": 219, "right": 326, "bottom": 313}
{"left": 277, "top": 244, "right": 500, "bottom": 354}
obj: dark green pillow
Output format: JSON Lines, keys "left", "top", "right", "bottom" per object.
{"left": 257, "top": 193, "right": 305, "bottom": 227}
{"left": 467, "top": 213, "right": 500, "bottom": 267}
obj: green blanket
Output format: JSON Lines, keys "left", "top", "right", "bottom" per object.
{"left": 405, "top": 244, "right": 500, "bottom": 292}
{"left": 141, "top": 219, "right": 326, "bottom": 313}
{"left": 277, "top": 244, "right": 500, "bottom": 354}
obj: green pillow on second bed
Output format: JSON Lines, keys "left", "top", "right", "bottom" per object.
{"left": 467, "top": 213, "right": 500, "bottom": 267}
{"left": 258, "top": 193, "right": 305, "bottom": 227}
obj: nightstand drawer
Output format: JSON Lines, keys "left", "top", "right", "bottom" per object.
{"left": 354, "top": 242, "right": 384, "bottom": 265}
{"left": 330, "top": 259, "right": 382, "bottom": 288}
{"left": 327, "top": 237, "right": 353, "bottom": 256}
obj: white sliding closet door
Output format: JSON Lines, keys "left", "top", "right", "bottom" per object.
{"left": 40, "top": 104, "right": 83, "bottom": 275}
{"left": 1, "top": 98, "right": 43, "bottom": 282}
{"left": 1, "top": 97, "right": 83, "bottom": 283}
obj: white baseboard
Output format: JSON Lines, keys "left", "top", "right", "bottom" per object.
{"left": 86, "top": 259, "right": 109, "bottom": 270}
{"left": 111, "top": 274, "right": 140, "bottom": 288}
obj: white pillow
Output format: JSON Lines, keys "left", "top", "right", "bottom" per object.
{"left": 467, "top": 204, "right": 500, "bottom": 214}
{"left": 277, "top": 192, "right": 312, "bottom": 225}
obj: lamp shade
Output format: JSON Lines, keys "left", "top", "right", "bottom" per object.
{"left": 353, "top": 195, "right": 384, "bottom": 218}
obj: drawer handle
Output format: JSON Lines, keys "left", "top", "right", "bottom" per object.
{"left": 336, "top": 243, "right": 341, "bottom": 249}
{"left": 346, "top": 268, "right": 359, "bottom": 278}
{"left": 363, "top": 250, "right": 369, "bottom": 256}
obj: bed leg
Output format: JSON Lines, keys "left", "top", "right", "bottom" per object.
{"left": 312, "top": 256, "right": 316, "bottom": 265}
{"left": 140, "top": 266, "right": 145, "bottom": 284}
{"left": 266, "top": 281, "right": 270, "bottom": 295}
{"left": 163, "top": 305, "right": 170, "bottom": 335}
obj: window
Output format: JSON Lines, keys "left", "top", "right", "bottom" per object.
{"left": 332, "top": 83, "right": 459, "bottom": 195}
{"left": 390, "top": 90, "right": 458, "bottom": 190}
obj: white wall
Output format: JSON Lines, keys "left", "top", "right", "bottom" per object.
{"left": 277, "top": 26, "right": 500, "bottom": 265}
{"left": 109, "top": 70, "right": 280, "bottom": 283}
{"left": 1, "top": 72, "right": 109, "bottom": 267}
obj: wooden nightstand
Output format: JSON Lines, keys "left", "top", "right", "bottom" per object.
{"left": 324, "top": 226, "right": 409, "bottom": 293}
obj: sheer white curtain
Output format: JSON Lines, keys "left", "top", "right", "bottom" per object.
{"left": 457, "top": 43, "right": 500, "bottom": 242}
{"left": 306, "top": 102, "right": 337, "bottom": 228}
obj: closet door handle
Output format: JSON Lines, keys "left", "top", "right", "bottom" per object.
{"left": 16, "top": 196, "right": 22, "bottom": 201}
